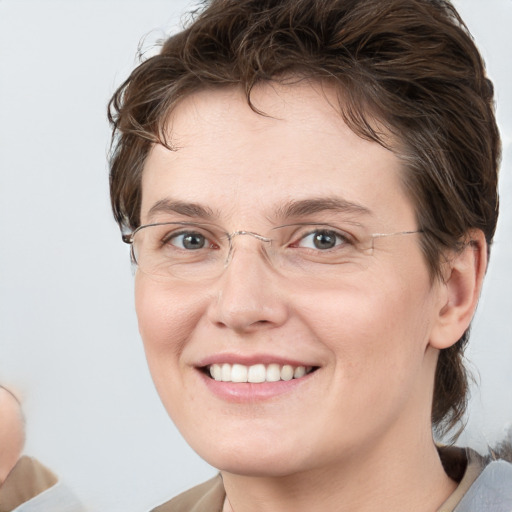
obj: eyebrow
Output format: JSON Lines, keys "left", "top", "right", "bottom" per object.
{"left": 274, "top": 198, "right": 373, "bottom": 220}
{"left": 146, "top": 196, "right": 372, "bottom": 224}
{"left": 147, "top": 199, "right": 217, "bottom": 221}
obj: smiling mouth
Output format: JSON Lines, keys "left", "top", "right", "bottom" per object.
{"left": 204, "top": 363, "right": 317, "bottom": 383}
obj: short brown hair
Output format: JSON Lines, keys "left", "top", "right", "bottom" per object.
{"left": 108, "top": 0, "right": 500, "bottom": 437}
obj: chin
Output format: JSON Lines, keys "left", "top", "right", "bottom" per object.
{"left": 184, "top": 432, "right": 315, "bottom": 477}
{"left": 208, "top": 452, "right": 306, "bottom": 478}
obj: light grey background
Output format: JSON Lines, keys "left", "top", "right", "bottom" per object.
{"left": 0, "top": 1, "right": 510, "bottom": 511}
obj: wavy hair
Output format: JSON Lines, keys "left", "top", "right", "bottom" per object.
{"left": 108, "top": 0, "right": 500, "bottom": 437}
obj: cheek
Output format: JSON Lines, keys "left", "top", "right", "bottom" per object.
{"left": 134, "top": 275, "right": 210, "bottom": 424}
{"left": 296, "top": 273, "right": 436, "bottom": 381}
{"left": 134, "top": 274, "right": 203, "bottom": 362}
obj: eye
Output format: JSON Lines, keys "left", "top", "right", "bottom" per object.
{"left": 297, "top": 229, "right": 349, "bottom": 250}
{"left": 168, "top": 231, "right": 209, "bottom": 250}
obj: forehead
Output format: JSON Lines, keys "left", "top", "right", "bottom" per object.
{"left": 140, "top": 82, "right": 415, "bottom": 229}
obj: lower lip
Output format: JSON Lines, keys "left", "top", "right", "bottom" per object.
{"left": 197, "top": 370, "right": 316, "bottom": 403}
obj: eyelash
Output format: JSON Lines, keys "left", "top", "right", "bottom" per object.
{"left": 163, "top": 230, "right": 216, "bottom": 250}
{"left": 292, "top": 228, "right": 353, "bottom": 250}
{"left": 162, "top": 227, "right": 355, "bottom": 251}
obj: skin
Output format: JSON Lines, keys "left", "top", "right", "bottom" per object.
{"left": 0, "top": 387, "right": 24, "bottom": 485}
{"left": 135, "top": 82, "right": 485, "bottom": 512}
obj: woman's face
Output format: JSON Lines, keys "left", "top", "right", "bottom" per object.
{"left": 135, "top": 82, "right": 446, "bottom": 476}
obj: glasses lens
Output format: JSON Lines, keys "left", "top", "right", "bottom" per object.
{"left": 133, "top": 223, "right": 227, "bottom": 281}
{"left": 130, "top": 223, "right": 418, "bottom": 282}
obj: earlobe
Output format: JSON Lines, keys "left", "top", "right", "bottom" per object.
{"left": 429, "top": 229, "right": 488, "bottom": 349}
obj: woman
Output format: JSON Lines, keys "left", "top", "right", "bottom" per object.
{"left": 108, "top": 0, "right": 511, "bottom": 510}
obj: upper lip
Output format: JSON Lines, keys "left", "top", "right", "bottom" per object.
{"left": 195, "top": 353, "right": 320, "bottom": 369}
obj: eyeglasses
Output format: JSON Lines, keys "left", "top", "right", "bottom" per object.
{"left": 122, "top": 221, "right": 421, "bottom": 282}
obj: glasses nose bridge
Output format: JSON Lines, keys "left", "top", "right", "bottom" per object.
{"left": 225, "top": 230, "right": 273, "bottom": 266}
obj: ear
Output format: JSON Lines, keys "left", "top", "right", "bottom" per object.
{"left": 429, "top": 229, "right": 487, "bottom": 349}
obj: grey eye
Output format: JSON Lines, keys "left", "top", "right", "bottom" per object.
{"left": 171, "top": 232, "right": 207, "bottom": 250}
{"left": 313, "top": 231, "right": 337, "bottom": 249}
{"left": 298, "top": 230, "right": 347, "bottom": 250}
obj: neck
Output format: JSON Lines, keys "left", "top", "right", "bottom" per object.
{"left": 221, "top": 435, "right": 456, "bottom": 512}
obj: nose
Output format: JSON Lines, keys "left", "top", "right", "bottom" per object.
{"left": 207, "top": 236, "right": 289, "bottom": 333}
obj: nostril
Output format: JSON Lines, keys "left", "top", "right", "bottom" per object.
{"left": 207, "top": 263, "right": 289, "bottom": 331}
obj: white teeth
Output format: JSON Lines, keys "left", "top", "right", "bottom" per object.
{"left": 248, "top": 364, "right": 266, "bottom": 383}
{"left": 221, "top": 363, "right": 231, "bottom": 382}
{"left": 294, "top": 366, "right": 306, "bottom": 378}
{"left": 210, "top": 364, "right": 222, "bottom": 381}
{"left": 208, "top": 363, "right": 311, "bottom": 383}
{"left": 281, "top": 365, "right": 294, "bottom": 381}
{"left": 266, "top": 363, "right": 281, "bottom": 382}
{"left": 231, "top": 364, "right": 248, "bottom": 383}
